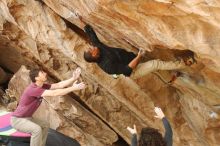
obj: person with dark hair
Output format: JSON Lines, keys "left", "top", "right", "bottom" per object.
{"left": 11, "top": 67, "right": 86, "bottom": 146}
{"left": 78, "top": 15, "right": 194, "bottom": 79}
{"left": 29, "top": 69, "right": 42, "bottom": 82}
{"left": 127, "top": 107, "right": 173, "bottom": 146}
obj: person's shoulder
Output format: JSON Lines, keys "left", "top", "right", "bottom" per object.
{"left": 26, "top": 83, "right": 44, "bottom": 91}
{"left": 20, "top": 83, "right": 35, "bottom": 96}
{"left": 25, "top": 83, "right": 35, "bottom": 90}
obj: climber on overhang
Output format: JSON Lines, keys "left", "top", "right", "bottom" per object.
{"left": 78, "top": 15, "right": 195, "bottom": 79}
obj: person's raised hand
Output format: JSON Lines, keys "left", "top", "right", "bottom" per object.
{"left": 72, "top": 67, "right": 81, "bottom": 80}
{"left": 72, "top": 80, "right": 86, "bottom": 90}
{"left": 154, "top": 107, "right": 165, "bottom": 119}
{"left": 127, "top": 125, "right": 137, "bottom": 134}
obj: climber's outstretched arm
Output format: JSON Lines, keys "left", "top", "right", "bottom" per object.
{"left": 128, "top": 49, "right": 144, "bottom": 69}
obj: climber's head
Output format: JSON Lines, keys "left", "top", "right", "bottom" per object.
{"left": 84, "top": 47, "right": 100, "bottom": 62}
{"left": 29, "top": 69, "right": 47, "bottom": 83}
{"left": 138, "top": 127, "right": 166, "bottom": 146}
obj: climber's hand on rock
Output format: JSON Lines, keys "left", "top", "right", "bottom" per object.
{"left": 138, "top": 48, "right": 146, "bottom": 57}
{"left": 74, "top": 10, "right": 80, "bottom": 18}
{"left": 127, "top": 125, "right": 137, "bottom": 134}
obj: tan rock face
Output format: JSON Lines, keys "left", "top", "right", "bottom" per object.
{"left": 0, "top": 0, "right": 220, "bottom": 146}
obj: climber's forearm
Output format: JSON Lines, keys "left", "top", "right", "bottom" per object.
{"left": 51, "top": 77, "right": 75, "bottom": 89}
{"left": 128, "top": 55, "right": 141, "bottom": 69}
{"left": 42, "top": 86, "right": 78, "bottom": 97}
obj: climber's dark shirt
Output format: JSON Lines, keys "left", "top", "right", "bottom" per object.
{"left": 84, "top": 24, "right": 136, "bottom": 76}
{"left": 131, "top": 117, "right": 173, "bottom": 146}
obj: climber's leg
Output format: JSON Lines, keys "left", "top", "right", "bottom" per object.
{"left": 131, "top": 59, "right": 185, "bottom": 79}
